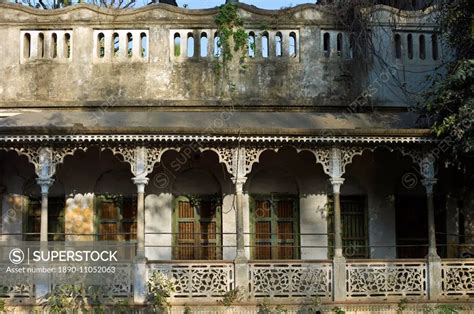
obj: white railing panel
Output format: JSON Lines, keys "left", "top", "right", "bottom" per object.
{"left": 148, "top": 262, "right": 234, "bottom": 298}
{"left": 346, "top": 261, "right": 427, "bottom": 299}
{"left": 441, "top": 260, "right": 474, "bottom": 297}
{"left": 249, "top": 262, "right": 332, "bottom": 298}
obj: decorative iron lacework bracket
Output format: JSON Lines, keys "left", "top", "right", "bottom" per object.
{"left": 105, "top": 146, "right": 164, "bottom": 178}
{"left": 0, "top": 143, "right": 437, "bottom": 185}
{"left": 221, "top": 146, "right": 269, "bottom": 187}
{"left": 398, "top": 147, "right": 437, "bottom": 180}
{"left": 300, "top": 146, "right": 372, "bottom": 178}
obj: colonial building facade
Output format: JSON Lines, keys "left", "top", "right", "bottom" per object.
{"left": 0, "top": 1, "right": 472, "bottom": 312}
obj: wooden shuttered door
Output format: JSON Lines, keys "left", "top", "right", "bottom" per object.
{"left": 96, "top": 195, "right": 137, "bottom": 241}
{"left": 251, "top": 194, "right": 299, "bottom": 260}
{"left": 26, "top": 197, "right": 65, "bottom": 241}
{"left": 173, "top": 195, "right": 222, "bottom": 260}
{"left": 328, "top": 195, "right": 368, "bottom": 258}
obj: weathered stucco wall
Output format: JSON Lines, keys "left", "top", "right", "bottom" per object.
{"left": 0, "top": 3, "right": 445, "bottom": 111}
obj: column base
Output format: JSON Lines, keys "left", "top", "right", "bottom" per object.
{"left": 133, "top": 255, "right": 147, "bottom": 305}
{"left": 234, "top": 257, "right": 249, "bottom": 294}
{"left": 427, "top": 254, "right": 442, "bottom": 301}
{"left": 333, "top": 256, "right": 346, "bottom": 302}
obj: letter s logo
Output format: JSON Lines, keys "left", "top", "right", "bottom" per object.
{"left": 9, "top": 248, "right": 25, "bottom": 265}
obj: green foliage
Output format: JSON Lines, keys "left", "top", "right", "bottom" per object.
{"left": 332, "top": 307, "right": 346, "bottom": 314}
{"left": 396, "top": 298, "right": 408, "bottom": 313}
{"left": 0, "top": 299, "right": 4, "bottom": 313}
{"left": 213, "top": 2, "right": 249, "bottom": 93}
{"left": 421, "top": 303, "right": 463, "bottom": 314}
{"left": 41, "top": 284, "right": 134, "bottom": 313}
{"left": 423, "top": 0, "right": 474, "bottom": 169}
{"left": 256, "top": 300, "right": 289, "bottom": 314}
{"left": 304, "top": 296, "right": 323, "bottom": 313}
{"left": 42, "top": 284, "right": 87, "bottom": 314}
{"left": 437, "top": 0, "right": 474, "bottom": 60}
{"left": 184, "top": 304, "right": 192, "bottom": 314}
{"left": 256, "top": 300, "right": 272, "bottom": 314}
{"left": 216, "top": 287, "right": 245, "bottom": 307}
{"left": 147, "top": 271, "right": 176, "bottom": 312}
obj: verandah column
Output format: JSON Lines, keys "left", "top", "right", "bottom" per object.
{"left": 37, "top": 178, "right": 54, "bottom": 243}
{"left": 35, "top": 147, "right": 55, "bottom": 300}
{"left": 420, "top": 154, "right": 441, "bottom": 300}
{"left": 234, "top": 177, "right": 247, "bottom": 261}
{"left": 232, "top": 147, "right": 250, "bottom": 291}
{"left": 132, "top": 146, "right": 150, "bottom": 304}
{"left": 328, "top": 147, "right": 346, "bottom": 302}
{"left": 330, "top": 177, "right": 345, "bottom": 258}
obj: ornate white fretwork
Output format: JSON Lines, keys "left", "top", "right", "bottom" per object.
{"left": 441, "top": 261, "right": 474, "bottom": 297}
{"left": 301, "top": 146, "right": 372, "bottom": 177}
{"left": 227, "top": 147, "right": 269, "bottom": 180}
{"left": 52, "top": 146, "right": 88, "bottom": 172}
{"left": 249, "top": 262, "right": 332, "bottom": 298}
{"left": 0, "top": 134, "right": 436, "bottom": 145}
{"left": 103, "top": 146, "right": 164, "bottom": 177}
{"left": 0, "top": 264, "right": 35, "bottom": 303}
{"left": 346, "top": 261, "right": 427, "bottom": 299}
{"left": 148, "top": 263, "right": 234, "bottom": 298}
{"left": 50, "top": 263, "right": 133, "bottom": 302}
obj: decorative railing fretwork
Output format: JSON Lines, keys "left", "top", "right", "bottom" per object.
{"left": 0, "top": 264, "right": 35, "bottom": 303}
{"left": 441, "top": 260, "right": 474, "bottom": 297}
{"left": 50, "top": 263, "right": 133, "bottom": 301}
{"left": 148, "top": 263, "right": 234, "bottom": 298}
{"left": 346, "top": 261, "right": 427, "bottom": 299}
{"left": 249, "top": 262, "right": 332, "bottom": 298}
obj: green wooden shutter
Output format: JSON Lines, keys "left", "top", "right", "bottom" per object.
{"left": 95, "top": 195, "right": 121, "bottom": 241}
{"left": 251, "top": 194, "right": 299, "bottom": 260}
{"left": 26, "top": 197, "right": 65, "bottom": 241}
{"left": 173, "top": 195, "right": 222, "bottom": 260}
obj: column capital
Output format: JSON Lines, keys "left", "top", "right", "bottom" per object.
{"left": 232, "top": 176, "right": 247, "bottom": 194}
{"left": 421, "top": 178, "right": 437, "bottom": 194}
{"left": 330, "top": 177, "right": 345, "bottom": 194}
{"left": 133, "top": 176, "right": 149, "bottom": 193}
{"left": 36, "top": 177, "right": 54, "bottom": 194}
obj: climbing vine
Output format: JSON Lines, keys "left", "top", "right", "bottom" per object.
{"left": 213, "top": 2, "right": 250, "bottom": 94}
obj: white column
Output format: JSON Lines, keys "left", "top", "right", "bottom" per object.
{"left": 230, "top": 147, "right": 250, "bottom": 292}
{"left": 35, "top": 147, "right": 55, "bottom": 243}
{"left": 37, "top": 178, "right": 54, "bottom": 242}
{"left": 234, "top": 177, "right": 247, "bottom": 262}
{"left": 133, "top": 177, "right": 149, "bottom": 257}
{"left": 132, "top": 146, "right": 150, "bottom": 305}
{"left": 35, "top": 147, "right": 55, "bottom": 301}
{"left": 420, "top": 154, "right": 441, "bottom": 300}
{"left": 330, "top": 177, "right": 345, "bottom": 258}
{"left": 422, "top": 178, "right": 438, "bottom": 258}
{"left": 327, "top": 147, "right": 346, "bottom": 302}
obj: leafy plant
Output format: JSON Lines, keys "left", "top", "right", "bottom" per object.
{"left": 184, "top": 304, "right": 192, "bottom": 314}
{"left": 213, "top": 2, "right": 249, "bottom": 94}
{"left": 332, "top": 307, "right": 346, "bottom": 314}
{"left": 256, "top": 299, "right": 272, "bottom": 314}
{"left": 0, "top": 299, "right": 4, "bottom": 313}
{"left": 256, "top": 300, "right": 289, "bottom": 314}
{"left": 274, "top": 305, "right": 288, "bottom": 313}
{"left": 421, "top": 0, "right": 474, "bottom": 213}
{"left": 42, "top": 284, "right": 88, "bottom": 314}
{"left": 111, "top": 299, "right": 131, "bottom": 313}
{"left": 435, "top": 304, "right": 462, "bottom": 314}
{"left": 396, "top": 298, "right": 408, "bottom": 313}
{"left": 217, "top": 287, "right": 245, "bottom": 307}
{"left": 305, "top": 296, "right": 323, "bottom": 313}
{"left": 147, "top": 271, "right": 176, "bottom": 312}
